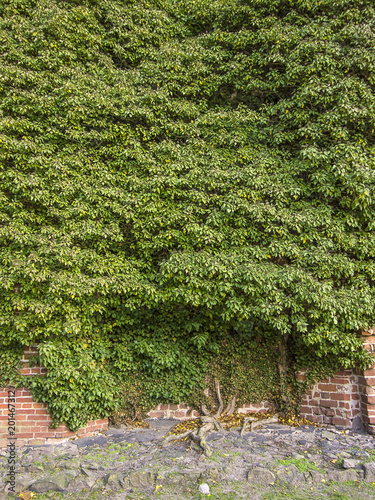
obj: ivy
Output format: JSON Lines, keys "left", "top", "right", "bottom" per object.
{"left": 0, "top": 0, "right": 374, "bottom": 429}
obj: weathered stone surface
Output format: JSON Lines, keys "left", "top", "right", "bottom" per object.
{"left": 4, "top": 478, "right": 32, "bottom": 495}
{"left": 308, "top": 470, "right": 327, "bottom": 483}
{"left": 247, "top": 467, "right": 276, "bottom": 486}
{"left": 327, "top": 469, "right": 362, "bottom": 482}
{"left": 321, "top": 431, "right": 337, "bottom": 440}
{"left": 2, "top": 420, "right": 375, "bottom": 497}
{"left": 29, "top": 474, "right": 67, "bottom": 493}
{"left": 291, "top": 452, "right": 305, "bottom": 460}
{"left": 276, "top": 464, "right": 306, "bottom": 485}
{"left": 66, "top": 477, "right": 90, "bottom": 493}
{"left": 180, "top": 470, "right": 202, "bottom": 483}
{"left": 342, "top": 458, "right": 360, "bottom": 469}
{"left": 363, "top": 462, "right": 375, "bottom": 482}
{"left": 103, "top": 472, "right": 123, "bottom": 489}
{"left": 129, "top": 470, "right": 156, "bottom": 488}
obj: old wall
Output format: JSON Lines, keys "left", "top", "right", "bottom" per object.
{"left": 2, "top": 331, "right": 375, "bottom": 447}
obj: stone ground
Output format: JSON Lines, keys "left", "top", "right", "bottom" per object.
{"left": 1, "top": 419, "right": 375, "bottom": 499}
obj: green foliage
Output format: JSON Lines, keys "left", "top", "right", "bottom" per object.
{"left": 0, "top": 0, "right": 374, "bottom": 428}
{"left": 275, "top": 458, "right": 324, "bottom": 473}
{"left": 194, "top": 332, "right": 281, "bottom": 412}
{"left": 0, "top": 341, "right": 24, "bottom": 388}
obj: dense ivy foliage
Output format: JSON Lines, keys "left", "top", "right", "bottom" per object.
{"left": 0, "top": 0, "right": 374, "bottom": 429}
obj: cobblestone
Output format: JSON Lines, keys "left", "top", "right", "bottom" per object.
{"left": 1, "top": 420, "right": 375, "bottom": 498}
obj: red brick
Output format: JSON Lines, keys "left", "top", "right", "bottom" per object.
{"left": 16, "top": 397, "right": 34, "bottom": 403}
{"left": 364, "top": 395, "right": 375, "bottom": 405}
{"left": 160, "top": 404, "right": 168, "bottom": 410}
{"left": 330, "top": 393, "right": 351, "bottom": 401}
{"left": 179, "top": 403, "right": 188, "bottom": 409}
{"left": 361, "top": 402, "right": 375, "bottom": 411}
{"left": 312, "top": 407, "right": 322, "bottom": 415}
{"left": 330, "top": 378, "right": 349, "bottom": 384}
{"left": 54, "top": 425, "right": 69, "bottom": 432}
{"left": 191, "top": 411, "right": 200, "bottom": 418}
{"left": 308, "top": 399, "right": 319, "bottom": 406}
{"left": 364, "top": 369, "right": 375, "bottom": 377}
{"left": 19, "top": 369, "right": 32, "bottom": 375}
{"left": 332, "top": 417, "right": 351, "bottom": 427}
{"left": 15, "top": 433, "right": 34, "bottom": 438}
{"left": 339, "top": 402, "right": 350, "bottom": 410}
{"left": 169, "top": 404, "right": 178, "bottom": 410}
{"left": 27, "top": 415, "right": 50, "bottom": 421}
{"left": 31, "top": 403, "right": 46, "bottom": 409}
{"left": 54, "top": 432, "right": 76, "bottom": 438}
{"left": 35, "top": 410, "right": 50, "bottom": 416}
{"left": 362, "top": 415, "right": 372, "bottom": 425}
{"left": 318, "top": 384, "right": 337, "bottom": 391}
{"left": 299, "top": 406, "right": 311, "bottom": 414}
{"left": 308, "top": 415, "right": 324, "bottom": 424}
{"left": 361, "top": 330, "right": 375, "bottom": 337}
{"left": 320, "top": 400, "right": 338, "bottom": 408}
{"left": 33, "top": 432, "right": 57, "bottom": 438}
{"left": 173, "top": 411, "right": 187, "bottom": 418}
{"left": 17, "top": 409, "right": 35, "bottom": 415}
{"left": 352, "top": 394, "right": 360, "bottom": 401}
{"left": 318, "top": 378, "right": 330, "bottom": 384}
{"left": 366, "top": 424, "right": 375, "bottom": 434}
{"left": 12, "top": 415, "right": 28, "bottom": 421}
{"left": 301, "top": 415, "right": 314, "bottom": 423}
{"left": 335, "top": 370, "right": 352, "bottom": 376}
{"left": 148, "top": 411, "right": 164, "bottom": 418}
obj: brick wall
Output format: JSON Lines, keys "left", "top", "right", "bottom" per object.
{"left": 0, "top": 345, "right": 108, "bottom": 448}
{"left": 147, "top": 401, "right": 272, "bottom": 419}
{"left": 297, "top": 369, "right": 361, "bottom": 429}
{"left": 298, "top": 328, "right": 375, "bottom": 433}
{"left": 359, "top": 329, "right": 375, "bottom": 434}
{"left": 2, "top": 333, "right": 375, "bottom": 448}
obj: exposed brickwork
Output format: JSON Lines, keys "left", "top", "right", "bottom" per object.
{"left": 0, "top": 344, "right": 108, "bottom": 448}
{"left": 147, "top": 401, "right": 272, "bottom": 420}
{"left": 3, "top": 331, "right": 375, "bottom": 449}
{"left": 297, "top": 369, "right": 361, "bottom": 428}
{"left": 0, "top": 385, "right": 108, "bottom": 448}
{"left": 297, "top": 328, "right": 375, "bottom": 433}
{"left": 359, "top": 328, "right": 375, "bottom": 433}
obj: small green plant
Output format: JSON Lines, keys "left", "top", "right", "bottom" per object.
{"left": 275, "top": 458, "right": 324, "bottom": 473}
